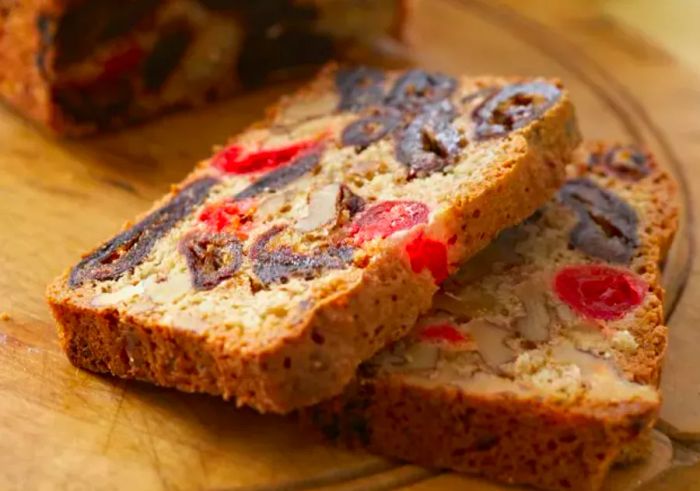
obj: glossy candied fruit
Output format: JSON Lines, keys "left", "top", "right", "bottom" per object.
{"left": 212, "top": 140, "right": 316, "bottom": 175}
{"left": 553, "top": 264, "right": 647, "bottom": 321}
{"left": 419, "top": 323, "right": 465, "bottom": 343}
{"left": 198, "top": 198, "right": 255, "bottom": 237}
{"left": 406, "top": 234, "right": 449, "bottom": 284}
{"left": 348, "top": 200, "right": 429, "bottom": 245}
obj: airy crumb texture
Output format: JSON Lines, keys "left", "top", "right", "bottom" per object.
{"left": 47, "top": 64, "right": 580, "bottom": 413}
{"left": 303, "top": 142, "right": 679, "bottom": 491}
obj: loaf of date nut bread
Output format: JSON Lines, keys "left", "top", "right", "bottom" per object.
{"left": 47, "top": 64, "right": 580, "bottom": 413}
{"left": 0, "top": 0, "right": 404, "bottom": 135}
{"left": 304, "top": 142, "right": 679, "bottom": 491}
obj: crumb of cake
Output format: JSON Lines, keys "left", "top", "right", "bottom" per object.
{"left": 611, "top": 330, "right": 639, "bottom": 352}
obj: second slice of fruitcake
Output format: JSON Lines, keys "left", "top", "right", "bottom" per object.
{"left": 304, "top": 142, "right": 679, "bottom": 490}
{"left": 47, "top": 64, "right": 579, "bottom": 413}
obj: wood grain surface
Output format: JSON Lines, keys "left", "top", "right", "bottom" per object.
{"left": 1, "top": 1, "right": 699, "bottom": 490}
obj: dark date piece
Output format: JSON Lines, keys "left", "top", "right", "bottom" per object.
{"left": 341, "top": 107, "right": 401, "bottom": 148}
{"left": 385, "top": 69, "right": 456, "bottom": 111}
{"left": 251, "top": 226, "right": 354, "bottom": 286}
{"left": 472, "top": 81, "right": 561, "bottom": 140}
{"left": 396, "top": 103, "right": 462, "bottom": 178}
{"left": 142, "top": 21, "right": 193, "bottom": 92}
{"left": 559, "top": 178, "right": 639, "bottom": 264}
{"left": 180, "top": 230, "right": 243, "bottom": 291}
{"left": 589, "top": 145, "right": 651, "bottom": 181}
{"left": 339, "top": 184, "right": 365, "bottom": 217}
{"left": 54, "top": 0, "right": 159, "bottom": 68}
{"left": 336, "top": 67, "right": 386, "bottom": 112}
{"left": 235, "top": 150, "right": 321, "bottom": 200}
{"left": 69, "top": 177, "right": 218, "bottom": 288}
{"left": 54, "top": 78, "right": 134, "bottom": 126}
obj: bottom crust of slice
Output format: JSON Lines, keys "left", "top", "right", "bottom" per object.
{"left": 302, "top": 378, "right": 657, "bottom": 491}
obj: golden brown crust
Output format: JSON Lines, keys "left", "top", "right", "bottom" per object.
{"left": 571, "top": 142, "right": 680, "bottom": 387}
{"left": 0, "top": 0, "right": 57, "bottom": 130}
{"left": 304, "top": 379, "right": 657, "bottom": 491}
{"left": 47, "top": 66, "right": 580, "bottom": 413}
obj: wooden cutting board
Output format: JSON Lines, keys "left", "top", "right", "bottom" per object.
{"left": 1, "top": 1, "right": 699, "bottom": 489}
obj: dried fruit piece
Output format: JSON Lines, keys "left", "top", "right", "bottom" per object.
{"left": 420, "top": 324, "right": 465, "bottom": 343}
{"left": 341, "top": 107, "right": 401, "bottom": 148}
{"left": 180, "top": 231, "right": 243, "bottom": 291}
{"left": 461, "top": 87, "right": 498, "bottom": 105}
{"left": 473, "top": 81, "right": 561, "bottom": 140}
{"left": 93, "top": 44, "right": 145, "bottom": 85}
{"left": 349, "top": 201, "right": 429, "bottom": 245}
{"left": 69, "top": 177, "right": 218, "bottom": 288}
{"left": 559, "top": 178, "right": 639, "bottom": 264}
{"left": 335, "top": 66, "right": 385, "bottom": 111}
{"left": 406, "top": 234, "right": 449, "bottom": 284}
{"left": 198, "top": 198, "right": 255, "bottom": 237}
{"left": 54, "top": 0, "right": 159, "bottom": 68}
{"left": 554, "top": 264, "right": 647, "bottom": 321}
{"left": 234, "top": 150, "right": 321, "bottom": 200}
{"left": 396, "top": 104, "right": 461, "bottom": 178}
{"left": 339, "top": 184, "right": 365, "bottom": 217}
{"left": 143, "top": 21, "right": 193, "bottom": 92}
{"left": 589, "top": 145, "right": 651, "bottom": 181}
{"left": 54, "top": 78, "right": 134, "bottom": 126}
{"left": 251, "top": 226, "right": 353, "bottom": 286}
{"left": 212, "top": 140, "right": 316, "bottom": 175}
{"left": 385, "top": 69, "right": 457, "bottom": 111}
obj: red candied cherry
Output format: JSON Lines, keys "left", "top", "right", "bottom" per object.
{"left": 554, "top": 264, "right": 647, "bottom": 321}
{"left": 419, "top": 323, "right": 465, "bottom": 343}
{"left": 349, "top": 200, "right": 429, "bottom": 245}
{"left": 65, "top": 43, "right": 145, "bottom": 88}
{"left": 199, "top": 198, "right": 255, "bottom": 237}
{"left": 99, "top": 44, "right": 144, "bottom": 83}
{"left": 212, "top": 140, "right": 317, "bottom": 174}
{"left": 406, "top": 234, "right": 449, "bottom": 284}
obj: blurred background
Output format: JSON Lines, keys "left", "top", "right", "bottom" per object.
{"left": 600, "top": 0, "right": 700, "bottom": 73}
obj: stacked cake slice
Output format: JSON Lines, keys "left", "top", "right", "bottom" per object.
{"left": 304, "top": 142, "right": 679, "bottom": 491}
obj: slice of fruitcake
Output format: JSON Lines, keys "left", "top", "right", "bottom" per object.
{"left": 47, "top": 64, "right": 580, "bottom": 413}
{"left": 304, "top": 142, "right": 679, "bottom": 490}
